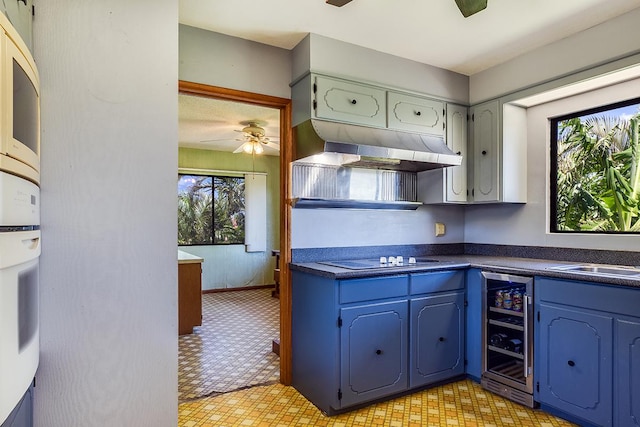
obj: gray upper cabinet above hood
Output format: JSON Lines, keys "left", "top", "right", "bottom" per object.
{"left": 293, "top": 119, "right": 463, "bottom": 172}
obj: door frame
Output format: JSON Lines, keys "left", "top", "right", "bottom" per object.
{"left": 178, "top": 80, "right": 293, "bottom": 385}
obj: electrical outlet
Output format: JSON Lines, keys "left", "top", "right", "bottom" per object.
{"left": 435, "top": 222, "right": 446, "bottom": 237}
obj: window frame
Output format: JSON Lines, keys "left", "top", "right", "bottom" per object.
{"left": 549, "top": 96, "right": 640, "bottom": 234}
{"left": 178, "top": 173, "right": 246, "bottom": 246}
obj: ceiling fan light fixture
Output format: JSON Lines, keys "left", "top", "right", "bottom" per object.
{"left": 243, "top": 143, "right": 254, "bottom": 154}
{"left": 253, "top": 143, "right": 264, "bottom": 154}
{"left": 455, "top": 0, "right": 487, "bottom": 17}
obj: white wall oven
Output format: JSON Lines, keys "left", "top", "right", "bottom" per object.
{"left": 0, "top": 171, "right": 39, "bottom": 424}
{"left": 0, "top": 11, "right": 39, "bottom": 185}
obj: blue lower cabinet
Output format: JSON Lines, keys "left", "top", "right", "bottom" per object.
{"left": 292, "top": 269, "right": 466, "bottom": 414}
{"left": 538, "top": 303, "right": 613, "bottom": 427}
{"left": 617, "top": 318, "right": 640, "bottom": 427}
{"left": 410, "top": 291, "right": 464, "bottom": 388}
{"left": 340, "top": 301, "right": 408, "bottom": 407}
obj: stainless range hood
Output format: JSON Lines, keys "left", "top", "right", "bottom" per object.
{"left": 293, "top": 119, "right": 463, "bottom": 172}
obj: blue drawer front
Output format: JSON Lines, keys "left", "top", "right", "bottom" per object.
{"left": 536, "top": 276, "right": 640, "bottom": 318}
{"left": 339, "top": 275, "right": 408, "bottom": 304}
{"left": 410, "top": 270, "right": 464, "bottom": 295}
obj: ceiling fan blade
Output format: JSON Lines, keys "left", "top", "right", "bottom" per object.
{"left": 326, "top": 0, "right": 352, "bottom": 6}
{"left": 455, "top": 0, "right": 487, "bottom": 17}
{"left": 233, "top": 143, "right": 248, "bottom": 154}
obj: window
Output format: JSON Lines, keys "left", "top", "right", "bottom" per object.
{"left": 551, "top": 97, "right": 640, "bottom": 233}
{"left": 178, "top": 174, "right": 245, "bottom": 245}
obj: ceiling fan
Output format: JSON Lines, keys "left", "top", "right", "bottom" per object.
{"left": 232, "top": 121, "right": 280, "bottom": 155}
{"left": 326, "top": 0, "right": 488, "bottom": 18}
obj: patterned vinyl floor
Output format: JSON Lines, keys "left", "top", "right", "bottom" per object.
{"left": 179, "top": 379, "right": 577, "bottom": 427}
{"left": 178, "top": 289, "right": 576, "bottom": 426}
{"left": 178, "top": 288, "right": 280, "bottom": 402}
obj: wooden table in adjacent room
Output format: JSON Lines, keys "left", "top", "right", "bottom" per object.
{"left": 178, "top": 250, "right": 203, "bottom": 335}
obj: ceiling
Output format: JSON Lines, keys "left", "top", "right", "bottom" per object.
{"left": 180, "top": 0, "right": 640, "bottom": 76}
{"left": 178, "top": 0, "right": 640, "bottom": 154}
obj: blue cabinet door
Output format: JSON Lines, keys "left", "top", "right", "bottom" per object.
{"left": 410, "top": 291, "right": 464, "bottom": 388}
{"left": 538, "top": 303, "right": 613, "bottom": 427}
{"left": 617, "top": 318, "right": 640, "bottom": 427}
{"left": 340, "top": 300, "right": 408, "bottom": 408}
{"left": 465, "top": 268, "right": 483, "bottom": 380}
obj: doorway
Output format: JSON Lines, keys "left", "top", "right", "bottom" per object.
{"left": 177, "top": 81, "right": 292, "bottom": 398}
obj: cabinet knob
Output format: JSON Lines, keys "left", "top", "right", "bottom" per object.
{"left": 375, "top": 349, "right": 382, "bottom": 355}
{"left": 567, "top": 360, "right": 575, "bottom": 367}
{"left": 456, "top": 151, "right": 461, "bottom": 155}
{"left": 351, "top": 99, "right": 357, "bottom": 105}
{"left": 415, "top": 111, "right": 421, "bottom": 116}
{"left": 482, "top": 150, "right": 487, "bottom": 155}
{"left": 439, "top": 337, "right": 445, "bottom": 342}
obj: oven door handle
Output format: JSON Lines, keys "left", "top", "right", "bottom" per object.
{"left": 523, "top": 294, "right": 530, "bottom": 378}
{"left": 22, "top": 237, "right": 40, "bottom": 250}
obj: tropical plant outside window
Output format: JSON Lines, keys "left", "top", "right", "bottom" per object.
{"left": 551, "top": 98, "right": 640, "bottom": 233}
{"left": 178, "top": 174, "right": 245, "bottom": 245}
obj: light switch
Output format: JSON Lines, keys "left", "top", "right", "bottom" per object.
{"left": 435, "top": 222, "right": 446, "bottom": 237}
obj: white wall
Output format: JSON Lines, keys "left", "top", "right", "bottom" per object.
{"left": 35, "top": 2, "right": 178, "bottom": 426}
{"left": 179, "top": 245, "right": 275, "bottom": 290}
{"left": 179, "top": 24, "right": 292, "bottom": 99}
{"left": 464, "top": 77, "right": 640, "bottom": 251}
{"left": 292, "top": 206, "right": 464, "bottom": 249}
{"left": 470, "top": 8, "right": 640, "bottom": 104}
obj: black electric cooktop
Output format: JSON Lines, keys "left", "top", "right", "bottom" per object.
{"left": 317, "top": 258, "right": 439, "bottom": 270}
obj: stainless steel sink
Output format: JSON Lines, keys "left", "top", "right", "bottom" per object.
{"left": 547, "top": 264, "right": 640, "bottom": 277}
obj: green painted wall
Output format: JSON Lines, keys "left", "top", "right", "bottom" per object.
{"left": 178, "top": 147, "right": 280, "bottom": 290}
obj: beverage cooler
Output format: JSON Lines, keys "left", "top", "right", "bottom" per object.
{"left": 481, "top": 271, "right": 535, "bottom": 408}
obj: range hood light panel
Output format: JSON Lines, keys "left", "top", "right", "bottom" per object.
{"left": 293, "top": 152, "right": 361, "bottom": 166}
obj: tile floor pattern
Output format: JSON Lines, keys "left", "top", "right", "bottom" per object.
{"left": 179, "top": 288, "right": 280, "bottom": 402}
{"left": 179, "top": 379, "right": 577, "bottom": 427}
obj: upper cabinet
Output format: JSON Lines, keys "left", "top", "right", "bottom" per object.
{"left": 387, "top": 92, "right": 445, "bottom": 136}
{"left": 418, "top": 103, "right": 468, "bottom": 204}
{"left": 314, "top": 76, "right": 386, "bottom": 128}
{"left": 292, "top": 73, "right": 452, "bottom": 142}
{"left": 470, "top": 101, "right": 500, "bottom": 202}
{"left": 446, "top": 104, "right": 468, "bottom": 202}
{"left": 468, "top": 100, "right": 527, "bottom": 203}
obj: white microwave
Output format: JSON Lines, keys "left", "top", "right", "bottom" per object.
{"left": 0, "top": 12, "right": 39, "bottom": 185}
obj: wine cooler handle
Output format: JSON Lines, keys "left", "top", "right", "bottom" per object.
{"left": 523, "top": 294, "right": 530, "bottom": 378}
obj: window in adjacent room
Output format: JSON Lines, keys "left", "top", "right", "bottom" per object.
{"left": 178, "top": 174, "right": 245, "bottom": 245}
{"left": 551, "top": 97, "right": 640, "bottom": 233}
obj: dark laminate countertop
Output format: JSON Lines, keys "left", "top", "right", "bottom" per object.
{"left": 290, "top": 255, "right": 640, "bottom": 288}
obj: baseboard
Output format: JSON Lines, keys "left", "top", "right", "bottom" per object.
{"left": 202, "top": 284, "right": 275, "bottom": 294}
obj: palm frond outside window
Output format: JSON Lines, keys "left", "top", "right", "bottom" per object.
{"left": 551, "top": 98, "right": 640, "bottom": 233}
{"left": 178, "top": 174, "right": 245, "bottom": 245}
